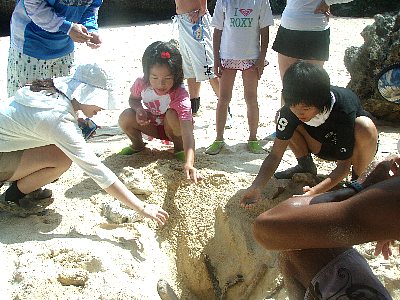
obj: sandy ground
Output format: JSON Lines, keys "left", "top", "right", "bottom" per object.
{"left": 0, "top": 16, "right": 399, "bottom": 300}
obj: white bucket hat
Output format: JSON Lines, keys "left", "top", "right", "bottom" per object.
{"left": 53, "top": 63, "right": 117, "bottom": 110}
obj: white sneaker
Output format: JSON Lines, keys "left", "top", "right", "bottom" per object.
{"left": 225, "top": 113, "right": 233, "bottom": 129}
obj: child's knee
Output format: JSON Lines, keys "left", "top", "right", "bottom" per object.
{"left": 53, "top": 146, "right": 72, "bottom": 170}
{"left": 118, "top": 108, "right": 134, "bottom": 128}
{"left": 355, "top": 116, "right": 378, "bottom": 142}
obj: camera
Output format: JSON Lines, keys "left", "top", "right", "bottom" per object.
{"left": 78, "top": 118, "right": 97, "bottom": 140}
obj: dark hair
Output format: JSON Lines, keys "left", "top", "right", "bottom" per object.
{"left": 282, "top": 61, "right": 331, "bottom": 112}
{"left": 142, "top": 41, "right": 184, "bottom": 90}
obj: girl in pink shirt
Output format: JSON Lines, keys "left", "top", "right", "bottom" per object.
{"left": 119, "top": 41, "right": 201, "bottom": 183}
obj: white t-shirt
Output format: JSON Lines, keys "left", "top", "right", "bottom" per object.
{"left": 281, "top": 0, "right": 353, "bottom": 31}
{"left": 211, "top": 0, "right": 274, "bottom": 60}
{"left": 0, "top": 87, "right": 117, "bottom": 189}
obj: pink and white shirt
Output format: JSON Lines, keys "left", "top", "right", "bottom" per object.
{"left": 130, "top": 77, "right": 193, "bottom": 125}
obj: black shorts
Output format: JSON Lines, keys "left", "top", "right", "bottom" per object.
{"left": 272, "top": 26, "right": 330, "bottom": 61}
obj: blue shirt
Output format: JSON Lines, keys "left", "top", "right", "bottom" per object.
{"left": 10, "top": 0, "right": 102, "bottom": 59}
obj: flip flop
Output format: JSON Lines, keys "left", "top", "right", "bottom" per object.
{"left": 174, "top": 150, "right": 185, "bottom": 162}
{"left": 118, "top": 145, "right": 145, "bottom": 155}
{"left": 247, "top": 140, "right": 265, "bottom": 154}
{"left": 205, "top": 140, "right": 225, "bottom": 155}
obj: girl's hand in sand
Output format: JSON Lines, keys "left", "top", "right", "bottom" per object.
{"left": 184, "top": 165, "right": 202, "bottom": 184}
{"left": 240, "top": 187, "right": 262, "bottom": 209}
{"left": 136, "top": 108, "right": 150, "bottom": 126}
{"left": 141, "top": 203, "right": 169, "bottom": 226}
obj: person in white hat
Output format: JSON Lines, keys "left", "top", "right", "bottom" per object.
{"left": 0, "top": 63, "right": 169, "bottom": 225}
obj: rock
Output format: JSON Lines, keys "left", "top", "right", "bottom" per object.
{"left": 292, "top": 173, "right": 319, "bottom": 186}
{"left": 157, "top": 279, "right": 179, "bottom": 300}
{"left": 344, "top": 12, "right": 400, "bottom": 123}
{"left": 57, "top": 268, "right": 88, "bottom": 286}
{"left": 119, "top": 167, "right": 154, "bottom": 196}
{"left": 101, "top": 200, "right": 144, "bottom": 224}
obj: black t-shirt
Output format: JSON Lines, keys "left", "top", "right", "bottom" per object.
{"left": 275, "top": 86, "right": 367, "bottom": 161}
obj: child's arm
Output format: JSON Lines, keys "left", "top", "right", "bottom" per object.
{"left": 303, "top": 158, "right": 352, "bottom": 195}
{"left": 128, "top": 95, "right": 150, "bottom": 126}
{"left": 128, "top": 94, "right": 143, "bottom": 110}
{"left": 240, "top": 138, "right": 289, "bottom": 208}
{"left": 213, "top": 29, "right": 223, "bottom": 77}
{"left": 105, "top": 180, "right": 169, "bottom": 225}
{"left": 254, "top": 26, "right": 269, "bottom": 79}
{"left": 180, "top": 119, "right": 201, "bottom": 183}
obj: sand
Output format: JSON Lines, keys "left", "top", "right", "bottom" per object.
{"left": 0, "top": 16, "right": 399, "bottom": 300}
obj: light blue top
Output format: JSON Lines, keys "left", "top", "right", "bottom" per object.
{"left": 10, "top": 0, "right": 102, "bottom": 59}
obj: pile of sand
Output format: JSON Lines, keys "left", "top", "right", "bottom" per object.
{"left": 0, "top": 17, "right": 399, "bottom": 299}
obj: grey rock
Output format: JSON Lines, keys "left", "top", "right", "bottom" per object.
{"left": 345, "top": 11, "right": 400, "bottom": 123}
{"left": 101, "top": 200, "right": 143, "bottom": 224}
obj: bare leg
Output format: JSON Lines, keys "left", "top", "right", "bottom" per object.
{"left": 118, "top": 108, "right": 159, "bottom": 149}
{"left": 164, "top": 109, "right": 184, "bottom": 152}
{"left": 209, "top": 76, "right": 220, "bottom": 99}
{"left": 287, "top": 125, "right": 322, "bottom": 158}
{"left": 278, "top": 53, "right": 299, "bottom": 81}
{"left": 8, "top": 145, "right": 72, "bottom": 194}
{"left": 351, "top": 116, "right": 378, "bottom": 177}
{"left": 187, "top": 78, "right": 201, "bottom": 99}
{"left": 242, "top": 68, "right": 259, "bottom": 141}
{"left": 216, "top": 69, "right": 236, "bottom": 141}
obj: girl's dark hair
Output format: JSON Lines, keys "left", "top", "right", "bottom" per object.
{"left": 282, "top": 61, "right": 331, "bottom": 112}
{"left": 142, "top": 41, "right": 184, "bottom": 90}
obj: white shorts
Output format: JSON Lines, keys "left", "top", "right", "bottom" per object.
{"left": 175, "top": 11, "right": 216, "bottom": 82}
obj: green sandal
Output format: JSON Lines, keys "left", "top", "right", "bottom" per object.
{"left": 247, "top": 140, "right": 265, "bottom": 154}
{"left": 174, "top": 150, "right": 185, "bottom": 161}
{"left": 118, "top": 145, "right": 145, "bottom": 155}
{"left": 205, "top": 140, "right": 225, "bottom": 155}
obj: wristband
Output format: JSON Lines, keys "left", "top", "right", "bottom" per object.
{"left": 345, "top": 180, "right": 364, "bottom": 193}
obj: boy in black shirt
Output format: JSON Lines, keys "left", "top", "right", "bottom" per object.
{"left": 240, "top": 61, "right": 378, "bottom": 207}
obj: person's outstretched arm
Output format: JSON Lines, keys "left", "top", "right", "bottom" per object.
{"left": 253, "top": 156, "right": 400, "bottom": 250}
{"left": 105, "top": 180, "right": 169, "bottom": 225}
{"left": 180, "top": 119, "right": 201, "bottom": 183}
{"left": 240, "top": 138, "right": 289, "bottom": 208}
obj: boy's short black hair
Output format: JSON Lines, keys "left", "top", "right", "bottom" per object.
{"left": 282, "top": 61, "right": 331, "bottom": 112}
{"left": 142, "top": 41, "right": 184, "bottom": 90}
